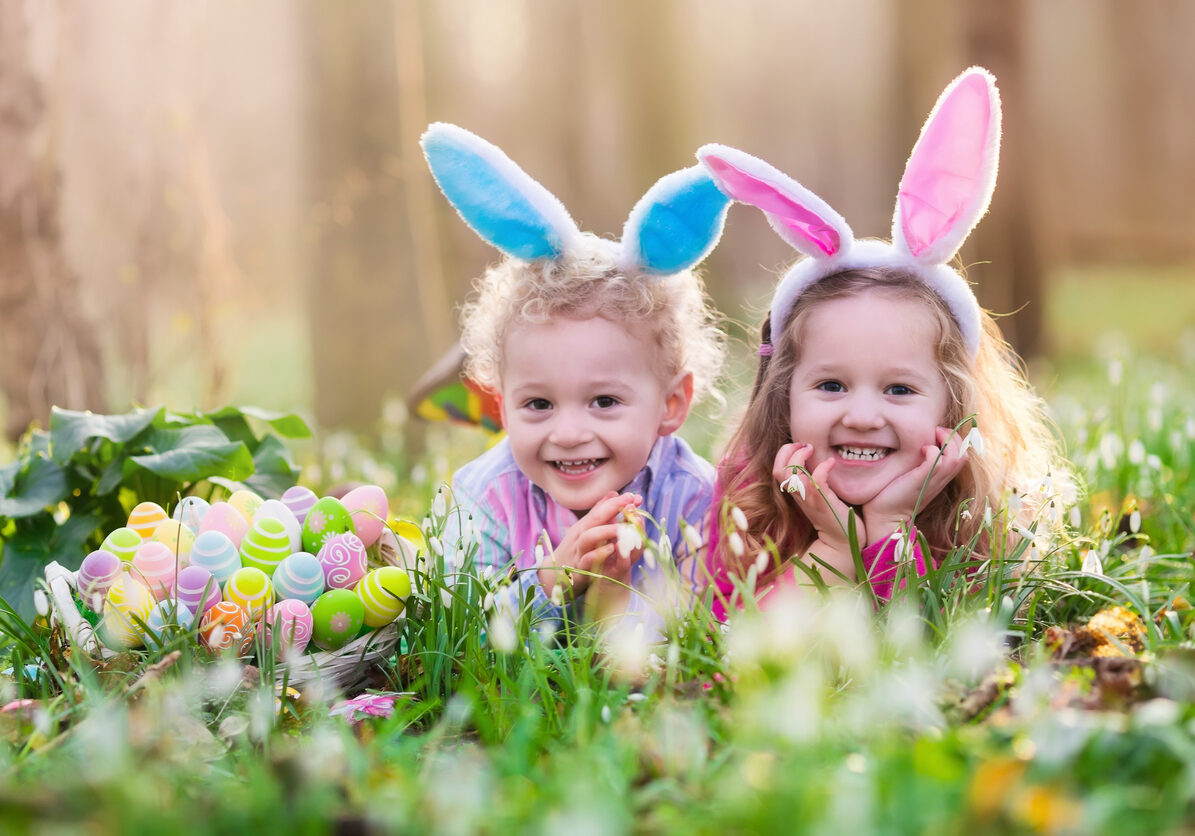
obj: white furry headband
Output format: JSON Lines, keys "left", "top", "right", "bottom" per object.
{"left": 698, "top": 67, "right": 1001, "bottom": 355}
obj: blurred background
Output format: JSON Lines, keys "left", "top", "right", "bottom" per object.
{"left": 2, "top": 0, "right": 1193, "bottom": 471}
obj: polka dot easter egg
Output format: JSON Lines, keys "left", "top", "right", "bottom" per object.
{"left": 172, "top": 495, "right": 210, "bottom": 533}
{"left": 101, "top": 527, "right": 142, "bottom": 563}
{"left": 76, "top": 550, "right": 123, "bottom": 612}
{"left": 174, "top": 565, "right": 221, "bottom": 617}
{"left": 127, "top": 501, "right": 169, "bottom": 540}
{"left": 301, "top": 496, "right": 354, "bottom": 554}
{"left": 100, "top": 574, "right": 154, "bottom": 649}
{"left": 341, "top": 484, "right": 389, "bottom": 548}
{"left": 310, "top": 589, "right": 364, "bottom": 651}
{"left": 239, "top": 517, "right": 292, "bottom": 577}
{"left": 223, "top": 566, "right": 274, "bottom": 619}
{"left": 280, "top": 485, "right": 318, "bottom": 526}
{"left": 357, "top": 566, "right": 411, "bottom": 628}
{"left": 189, "top": 529, "right": 242, "bottom": 585}
{"left": 271, "top": 552, "right": 325, "bottom": 605}
{"left": 200, "top": 600, "right": 251, "bottom": 654}
{"left": 131, "top": 541, "right": 179, "bottom": 601}
{"left": 266, "top": 599, "right": 314, "bottom": 656}
{"left": 151, "top": 519, "right": 195, "bottom": 566}
{"left": 254, "top": 499, "right": 303, "bottom": 553}
{"left": 228, "top": 489, "right": 265, "bottom": 524}
{"left": 317, "top": 532, "right": 368, "bottom": 590}
{"left": 198, "top": 501, "right": 249, "bottom": 549}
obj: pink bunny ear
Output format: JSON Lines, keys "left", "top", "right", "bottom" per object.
{"left": 894, "top": 68, "right": 1001, "bottom": 265}
{"left": 697, "top": 144, "right": 850, "bottom": 258}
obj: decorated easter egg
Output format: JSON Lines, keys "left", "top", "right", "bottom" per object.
{"left": 100, "top": 574, "right": 154, "bottom": 649}
{"left": 254, "top": 499, "right": 302, "bottom": 553}
{"left": 76, "top": 550, "right": 123, "bottom": 611}
{"left": 199, "top": 600, "right": 251, "bottom": 653}
{"left": 301, "top": 496, "right": 354, "bottom": 554}
{"left": 189, "top": 529, "right": 241, "bottom": 585}
{"left": 198, "top": 501, "right": 249, "bottom": 549}
{"left": 144, "top": 600, "right": 194, "bottom": 647}
{"left": 223, "top": 566, "right": 274, "bottom": 619}
{"left": 228, "top": 489, "right": 265, "bottom": 523}
{"left": 131, "top": 541, "right": 178, "bottom": 601}
{"left": 281, "top": 485, "right": 318, "bottom": 525}
{"left": 271, "top": 552, "right": 325, "bottom": 605}
{"left": 266, "top": 599, "right": 314, "bottom": 656}
{"left": 317, "top": 532, "right": 368, "bottom": 590}
{"left": 239, "top": 517, "right": 291, "bottom": 576}
{"left": 127, "top": 501, "right": 169, "bottom": 540}
{"left": 171, "top": 495, "right": 210, "bottom": 533}
{"left": 310, "top": 589, "right": 364, "bottom": 651}
{"left": 151, "top": 519, "right": 195, "bottom": 565}
{"left": 101, "top": 527, "right": 142, "bottom": 563}
{"left": 356, "top": 566, "right": 411, "bottom": 628}
{"left": 174, "top": 565, "right": 221, "bottom": 617}
{"left": 341, "top": 484, "right": 390, "bottom": 548}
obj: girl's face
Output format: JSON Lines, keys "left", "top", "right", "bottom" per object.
{"left": 786, "top": 290, "right": 949, "bottom": 506}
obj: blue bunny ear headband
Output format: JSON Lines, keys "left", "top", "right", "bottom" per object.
{"left": 421, "top": 122, "right": 731, "bottom": 276}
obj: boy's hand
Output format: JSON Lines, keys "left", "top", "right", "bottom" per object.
{"left": 537, "top": 492, "right": 643, "bottom": 602}
{"left": 773, "top": 442, "right": 863, "bottom": 553}
{"left": 862, "top": 426, "right": 967, "bottom": 542}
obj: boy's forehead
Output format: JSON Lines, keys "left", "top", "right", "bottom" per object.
{"left": 499, "top": 315, "right": 674, "bottom": 385}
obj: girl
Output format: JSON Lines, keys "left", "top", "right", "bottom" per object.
{"left": 697, "top": 68, "right": 1072, "bottom": 616}
{"left": 422, "top": 123, "right": 731, "bottom": 630}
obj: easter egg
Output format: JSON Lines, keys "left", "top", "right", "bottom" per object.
{"left": 281, "top": 485, "right": 318, "bottom": 525}
{"left": 254, "top": 499, "right": 302, "bottom": 553}
{"left": 198, "top": 501, "right": 249, "bottom": 549}
{"left": 228, "top": 489, "right": 265, "bottom": 523}
{"left": 301, "top": 496, "right": 354, "bottom": 554}
{"left": 76, "top": 550, "right": 123, "bottom": 611}
{"left": 100, "top": 574, "right": 154, "bottom": 649}
{"left": 356, "top": 566, "right": 411, "bottom": 628}
{"left": 127, "top": 501, "right": 169, "bottom": 540}
{"left": 189, "top": 529, "right": 241, "bottom": 585}
{"left": 151, "top": 519, "right": 195, "bottom": 565}
{"left": 266, "top": 599, "right": 313, "bottom": 656}
{"left": 101, "top": 527, "right": 142, "bottom": 563}
{"left": 223, "top": 566, "right": 274, "bottom": 619}
{"left": 271, "top": 552, "right": 325, "bottom": 605}
{"left": 239, "top": 517, "right": 292, "bottom": 576}
{"left": 171, "top": 495, "right": 210, "bottom": 533}
{"left": 310, "top": 589, "right": 364, "bottom": 651}
{"left": 144, "top": 600, "right": 194, "bottom": 647}
{"left": 174, "top": 565, "right": 221, "bottom": 617}
{"left": 317, "top": 532, "right": 368, "bottom": 590}
{"left": 131, "top": 541, "right": 179, "bottom": 601}
{"left": 200, "top": 600, "right": 251, "bottom": 653}
{"left": 341, "top": 484, "right": 390, "bottom": 547}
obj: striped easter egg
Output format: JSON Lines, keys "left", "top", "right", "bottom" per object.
{"left": 199, "top": 600, "right": 251, "bottom": 653}
{"left": 189, "top": 530, "right": 241, "bottom": 585}
{"left": 341, "top": 484, "right": 389, "bottom": 547}
{"left": 101, "top": 527, "right": 142, "bottom": 563}
{"left": 151, "top": 519, "right": 195, "bottom": 566}
{"left": 271, "top": 552, "right": 325, "bottom": 605}
{"left": 131, "top": 541, "right": 178, "bottom": 601}
{"left": 254, "top": 499, "right": 302, "bottom": 553}
{"left": 223, "top": 566, "right": 274, "bottom": 619}
{"left": 174, "top": 565, "right": 221, "bottom": 617}
{"left": 280, "top": 485, "right": 318, "bottom": 525}
{"left": 171, "top": 495, "right": 210, "bottom": 533}
{"left": 100, "top": 574, "right": 153, "bottom": 649}
{"left": 356, "top": 566, "right": 411, "bottom": 628}
{"left": 317, "top": 532, "right": 367, "bottom": 590}
{"left": 198, "top": 501, "right": 249, "bottom": 549}
{"left": 144, "top": 600, "right": 194, "bottom": 648}
{"left": 239, "top": 517, "right": 291, "bottom": 576}
{"left": 76, "top": 550, "right": 123, "bottom": 612}
{"left": 128, "top": 501, "right": 169, "bottom": 540}
{"left": 266, "top": 599, "right": 313, "bottom": 656}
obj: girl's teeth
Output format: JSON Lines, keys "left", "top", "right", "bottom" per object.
{"left": 837, "top": 446, "right": 887, "bottom": 461}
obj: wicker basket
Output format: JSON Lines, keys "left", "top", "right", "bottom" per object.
{"left": 43, "top": 561, "right": 402, "bottom": 694}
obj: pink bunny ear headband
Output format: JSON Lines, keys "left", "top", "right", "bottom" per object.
{"left": 697, "top": 67, "right": 1001, "bottom": 357}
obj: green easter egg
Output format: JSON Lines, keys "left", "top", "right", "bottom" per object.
{"left": 357, "top": 566, "right": 411, "bottom": 628}
{"left": 310, "top": 588, "right": 365, "bottom": 651}
{"left": 102, "top": 527, "right": 143, "bottom": 563}
{"left": 301, "top": 497, "right": 354, "bottom": 554}
{"left": 239, "top": 517, "right": 291, "bottom": 576}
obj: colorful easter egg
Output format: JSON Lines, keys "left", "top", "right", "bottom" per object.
{"left": 223, "top": 566, "right": 274, "bottom": 619}
{"left": 228, "top": 489, "right": 265, "bottom": 523}
{"left": 254, "top": 499, "right": 302, "bottom": 553}
{"left": 151, "top": 519, "right": 195, "bottom": 565}
{"left": 239, "top": 517, "right": 292, "bottom": 576}
{"left": 310, "top": 589, "right": 364, "bottom": 651}
{"left": 189, "top": 529, "right": 241, "bottom": 585}
{"left": 281, "top": 485, "right": 318, "bottom": 525}
{"left": 127, "top": 501, "right": 169, "bottom": 540}
{"left": 100, "top": 574, "right": 154, "bottom": 649}
{"left": 199, "top": 600, "right": 251, "bottom": 653}
{"left": 174, "top": 565, "right": 221, "bottom": 617}
{"left": 171, "top": 495, "right": 210, "bottom": 533}
{"left": 271, "top": 552, "right": 325, "bottom": 605}
{"left": 144, "top": 600, "right": 194, "bottom": 647}
{"left": 76, "top": 550, "right": 123, "bottom": 611}
{"left": 317, "top": 532, "right": 368, "bottom": 590}
{"left": 356, "top": 566, "right": 411, "bottom": 628}
{"left": 101, "top": 527, "right": 142, "bottom": 563}
{"left": 131, "top": 541, "right": 178, "bottom": 601}
{"left": 266, "top": 599, "right": 313, "bottom": 656}
{"left": 341, "top": 484, "right": 390, "bottom": 548}
{"left": 198, "top": 501, "right": 249, "bottom": 549}
{"left": 301, "top": 496, "right": 354, "bottom": 554}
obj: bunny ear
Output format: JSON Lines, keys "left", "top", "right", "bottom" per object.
{"left": 893, "top": 67, "right": 1001, "bottom": 265}
{"left": 697, "top": 144, "right": 851, "bottom": 259}
{"left": 421, "top": 122, "right": 581, "bottom": 260}
{"left": 619, "top": 165, "right": 731, "bottom": 275}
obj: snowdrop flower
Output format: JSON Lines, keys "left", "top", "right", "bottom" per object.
{"left": 550, "top": 585, "right": 565, "bottom": 607}
{"left": 781, "top": 473, "right": 805, "bottom": 500}
{"left": 429, "top": 536, "right": 443, "bottom": 556}
{"left": 1130, "top": 509, "right": 1142, "bottom": 533}
{"left": 1099, "top": 433, "right": 1124, "bottom": 470}
{"left": 487, "top": 611, "right": 518, "bottom": 654}
{"left": 432, "top": 489, "right": 448, "bottom": 518}
{"left": 1068, "top": 505, "right": 1082, "bottom": 529}
{"left": 682, "top": 523, "right": 703, "bottom": 553}
{"left": 728, "top": 532, "right": 745, "bottom": 558}
{"left": 1007, "top": 492, "right": 1023, "bottom": 517}
{"left": 617, "top": 523, "right": 643, "bottom": 558}
{"left": 753, "top": 551, "right": 770, "bottom": 575}
{"left": 1081, "top": 549, "right": 1104, "bottom": 575}
{"left": 1147, "top": 454, "right": 1162, "bottom": 470}
{"left": 960, "top": 425, "right": 986, "bottom": 459}
{"left": 1128, "top": 440, "right": 1146, "bottom": 465}
{"left": 730, "top": 506, "right": 748, "bottom": 532}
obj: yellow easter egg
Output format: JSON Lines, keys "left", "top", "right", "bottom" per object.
{"left": 356, "top": 566, "right": 411, "bottom": 628}
{"left": 228, "top": 489, "right": 265, "bottom": 523}
{"left": 224, "top": 566, "right": 275, "bottom": 619}
{"left": 128, "top": 501, "right": 169, "bottom": 540}
{"left": 100, "top": 574, "right": 153, "bottom": 649}
{"left": 151, "top": 519, "right": 196, "bottom": 565}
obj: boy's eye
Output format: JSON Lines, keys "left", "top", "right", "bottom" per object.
{"left": 886, "top": 384, "right": 915, "bottom": 396}
{"left": 524, "top": 398, "right": 552, "bottom": 411}
{"left": 592, "top": 395, "right": 619, "bottom": 409}
{"left": 816, "top": 381, "right": 845, "bottom": 393}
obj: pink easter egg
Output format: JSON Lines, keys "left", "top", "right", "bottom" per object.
{"left": 266, "top": 599, "right": 313, "bottom": 656}
{"left": 198, "top": 501, "right": 249, "bottom": 549}
{"left": 280, "top": 485, "right": 318, "bottom": 525}
{"left": 175, "top": 565, "right": 221, "bottom": 616}
{"left": 341, "top": 484, "right": 390, "bottom": 548}
{"left": 131, "top": 541, "right": 179, "bottom": 601}
{"left": 77, "top": 550, "right": 123, "bottom": 611}
{"left": 317, "top": 532, "right": 368, "bottom": 590}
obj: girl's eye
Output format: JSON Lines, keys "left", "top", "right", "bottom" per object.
{"left": 886, "top": 384, "right": 915, "bottom": 396}
{"left": 816, "top": 381, "right": 845, "bottom": 393}
{"left": 525, "top": 398, "right": 552, "bottom": 411}
{"left": 592, "top": 395, "right": 618, "bottom": 409}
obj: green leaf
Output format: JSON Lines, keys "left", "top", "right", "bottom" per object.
{"left": 0, "top": 516, "right": 55, "bottom": 621}
{"left": 0, "top": 452, "right": 68, "bottom": 518}
{"left": 49, "top": 406, "right": 161, "bottom": 465}
{"left": 128, "top": 434, "right": 254, "bottom": 484}
{"left": 244, "top": 435, "right": 301, "bottom": 498}
{"left": 206, "top": 405, "right": 311, "bottom": 439}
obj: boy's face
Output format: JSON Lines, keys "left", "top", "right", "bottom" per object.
{"left": 499, "top": 316, "right": 692, "bottom": 514}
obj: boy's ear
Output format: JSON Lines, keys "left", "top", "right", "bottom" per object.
{"left": 657, "top": 372, "right": 695, "bottom": 437}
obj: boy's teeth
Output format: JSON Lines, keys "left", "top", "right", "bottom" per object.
{"left": 556, "top": 459, "right": 600, "bottom": 474}
{"left": 837, "top": 446, "right": 888, "bottom": 461}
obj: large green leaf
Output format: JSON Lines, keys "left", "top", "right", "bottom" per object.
{"left": 206, "top": 406, "right": 311, "bottom": 439}
{"left": 128, "top": 425, "right": 254, "bottom": 484}
{"left": 49, "top": 406, "right": 161, "bottom": 465}
{"left": 246, "top": 435, "right": 301, "bottom": 498}
{"left": 0, "top": 516, "right": 55, "bottom": 621}
{"left": 0, "top": 452, "right": 67, "bottom": 518}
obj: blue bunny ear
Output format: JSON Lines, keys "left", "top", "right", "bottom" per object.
{"left": 619, "top": 165, "right": 731, "bottom": 275}
{"left": 421, "top": 123, "right": 581, "bottom": 260}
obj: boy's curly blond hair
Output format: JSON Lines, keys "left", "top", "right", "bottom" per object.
{"left": 459, "top": 233, "right": 725, "bottom": 405}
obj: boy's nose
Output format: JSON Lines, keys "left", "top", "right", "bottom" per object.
{"left": 548, "top": 411, "right": 595, "bottom": 447}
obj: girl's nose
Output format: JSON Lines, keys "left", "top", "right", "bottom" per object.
{"left": 840, "top": 394, "right": 885, "bottom": 430}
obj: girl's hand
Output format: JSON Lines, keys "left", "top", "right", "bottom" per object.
{"left": 862, "top": 426, "right": 967, "bottom": 542}
{"left": 772, "top": 442, "right": 863, "bottom": 553}
{"left": 537, "top": 492, "right": 643, "bottom": 602}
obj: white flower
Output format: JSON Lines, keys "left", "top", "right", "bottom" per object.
{"left": 1128, "top": 440, "right": 1146, "bottom": 465}
{"left": 429, "top": 536, "right": 443, "bottom": 556}
{"left": 432, "top": 489, "right": 448, "bottom": 518}
{"left": 781, "top": 473, "right": 805, "bottom": 500}
{"left": 617, "top": 523, "right": 643, "bottom": 558}
{"left": 1068, "top": 505, "right": 1082, "bottom": 529}
{"left": 730, "top": 506, "right": 748, "bottom": 532}
{"left": 1130, "top": 510, "right": 1142, "bottom": 534}
{"left": 753, "top": 551, "right": 770, "bottom": 575}
{"left": 33, "top": 590, "right": 48, "bottom": 617}
{"left": 959, "top": 426, "right": 986, "bottom": 459}
{"left": 601, "top": 705, "right": 612, "bottom": 723}
{"left": 550, "top": 585, "right": 565, "bottom": 607}
{"left": 534, "top": 542, "right": 547, "bottom": 566}
{"left": 682, "top": 524, "right": 704, "bottom": 552}
{"left": 1007, "top": 492, "right": 1023, "bottom": 517}
{"left": 483, "top": 592, "right": 495, "bottom": 612}
{"left": 728, "top": 532, "right": 745, "bottom": 558}
{"left": 1081, "top": 549, "right": 1104, "bottom": 576}
{"left": 487, "top": 612, "right": 517, "bottom": 654}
